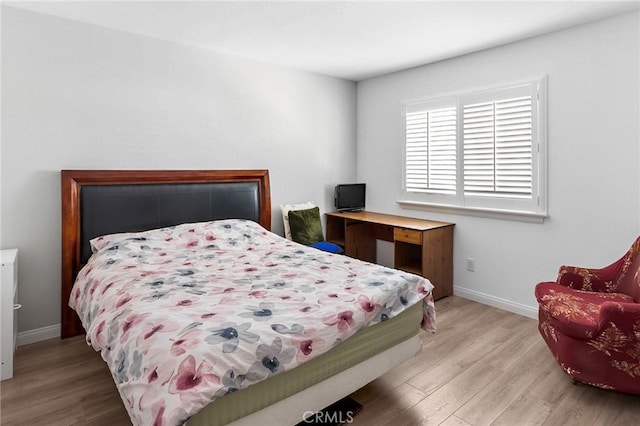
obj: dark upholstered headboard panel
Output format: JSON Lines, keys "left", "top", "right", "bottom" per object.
{"left": 79, "top": 182, "right": 261, "bottom": 264}
{"left": 61, "top": 170, "right": 271, "bottom": 338}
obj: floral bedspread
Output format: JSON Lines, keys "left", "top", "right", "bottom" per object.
{"left": 70, "top": 219, "right": 435, "bottom": 425}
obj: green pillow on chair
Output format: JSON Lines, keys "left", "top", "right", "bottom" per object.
{"left": 288, "top": 207, "right": 325, "bottom": 245}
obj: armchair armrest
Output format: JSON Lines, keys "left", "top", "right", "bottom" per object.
{"left": 557, "top": 255, "right": 627, "bottom": 293}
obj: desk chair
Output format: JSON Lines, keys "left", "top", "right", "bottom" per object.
{"left": 280, "top": 202, "right": 343, "bottom": 254}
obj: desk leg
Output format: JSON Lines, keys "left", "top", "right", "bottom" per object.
{"left": 422, "top": 226, "right": 454, "bottom": 300}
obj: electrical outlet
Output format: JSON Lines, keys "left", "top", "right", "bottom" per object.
{"left": 466, "top": 258, "right": 475, "bottom": 272}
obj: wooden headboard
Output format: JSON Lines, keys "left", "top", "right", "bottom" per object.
{"left": 60, "top": 169, "right": 271, "bottom": 338}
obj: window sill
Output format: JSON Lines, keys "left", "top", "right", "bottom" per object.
{"left": 396, "top": 200, "right": 547, "bottom": 224}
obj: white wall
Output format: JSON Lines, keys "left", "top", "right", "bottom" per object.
{"left": 357, "top": 12, "right": 640, "bottom": 317}
{"left": 3, "top": 7, "right": 637, "bottom": 338}
{"left": 1, "top": 7, "right": 357, "bottom": 334}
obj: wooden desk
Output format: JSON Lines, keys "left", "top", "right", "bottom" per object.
{"left": 325, "top": 211, "right": 454, "bottom": 300}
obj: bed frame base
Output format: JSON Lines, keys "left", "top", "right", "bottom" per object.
{"left": 187, "top": 335, "right": 422, "bottom": 426}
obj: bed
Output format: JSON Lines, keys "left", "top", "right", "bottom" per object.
{"left": 60, "top": 169, "right": 435, "bottom": 426}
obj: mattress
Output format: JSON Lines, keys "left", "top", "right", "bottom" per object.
{"left": 188, "top": 302, "right": 423, "bottom": 425}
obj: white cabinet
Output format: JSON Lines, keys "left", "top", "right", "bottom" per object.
{"left": 1, "top": 249, "right": 19, "bottom": 380}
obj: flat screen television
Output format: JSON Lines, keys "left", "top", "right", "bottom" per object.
{"left": 334, "top": 183, "right": 366, "bottom": 212}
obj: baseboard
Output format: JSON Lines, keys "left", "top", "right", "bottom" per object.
{"left": 17, "top": 324, "right": 60, "bottom": 346}
{"left": 453, "top": 286, "right": 537, "bottom": 319}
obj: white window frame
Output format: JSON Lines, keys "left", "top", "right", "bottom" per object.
{"left": 399, "top": 77, "right": 548, "bottom": 223}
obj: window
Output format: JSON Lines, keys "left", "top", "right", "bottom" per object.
{"left": 401, "top": 78, "right": 547, "bottom": 220}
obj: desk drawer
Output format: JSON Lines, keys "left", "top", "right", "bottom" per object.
{"left": 394, "top": 228, "right": 422, "bottom": 244}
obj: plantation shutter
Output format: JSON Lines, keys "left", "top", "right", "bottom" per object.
{"left": 405, "top": 103, "right": 457, "bottom": 195}
{"left": 401, "top": 78, "right": 545, "bottom": 217}
{"left": 463, "top": 86, "right": 534, "bottom": 198}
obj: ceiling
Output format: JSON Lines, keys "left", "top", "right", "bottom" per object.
{"left": 6, "top": 1, "right": 640, "bottom": 81}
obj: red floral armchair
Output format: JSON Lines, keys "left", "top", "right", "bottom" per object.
{"left": 535, "top": 237, "right": 640, "bottom": 395}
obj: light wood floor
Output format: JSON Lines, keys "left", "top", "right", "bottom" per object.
{"left": 1, "top": 296, "right": 639, "bottom": 425}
